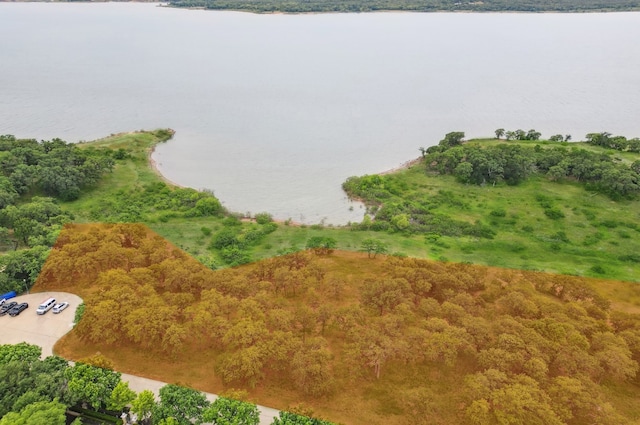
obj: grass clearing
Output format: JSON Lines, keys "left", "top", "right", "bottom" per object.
{"left": 53, "top": 132, "right": 640, "bottom": 282}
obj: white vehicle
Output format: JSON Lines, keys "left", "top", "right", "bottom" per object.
{"left": 52, "top": 302, "right": 69, "bottom": 314}
{"left": 36, "top": 298, "right": 56, "bottom": 315}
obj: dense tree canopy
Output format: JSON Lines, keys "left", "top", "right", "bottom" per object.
{"left": 35, "top": 223, "right": 640, "bottom": 424}
{"left": 0, "top": 134, "right": 114, "bottom": 202}
{"left": 423, "top": 134, "right": 640, "bottom": 198}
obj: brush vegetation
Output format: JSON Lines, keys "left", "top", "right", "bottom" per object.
{"left": 343, "top": 131, "right": 640, "bottom": 282}
{"left": 56, "top": 129, "right": 640, "bottom": 282}
{"left": 2, "top": 129, "right": 639, "bottom": 300}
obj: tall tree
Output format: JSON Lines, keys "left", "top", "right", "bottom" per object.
{"left": 154, "top": 384, "right": 209, "bottom": 425}
{"left": 201, "top": 397, "right": 260, "bottom": 425}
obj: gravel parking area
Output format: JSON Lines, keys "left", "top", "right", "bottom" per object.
{"left": 0, "top": 291, "right": 83, "bottom": 357}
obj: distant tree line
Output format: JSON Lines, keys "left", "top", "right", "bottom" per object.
{"left": 165, "top": 0, "right": 640, "bottom": 13}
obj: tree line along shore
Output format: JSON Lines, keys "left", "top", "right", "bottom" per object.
{"left": 162, "top": 0, "right": 640, "bottom": 14}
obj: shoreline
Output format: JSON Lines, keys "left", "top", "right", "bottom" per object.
{"left": 146, "top": 135, "right": 312, "bottom": 226}
{"left": 147, "top": 144, "right": 187, "bottom": 189}
{"left": 378, "top": 157, "right": 423, "bottom": 175}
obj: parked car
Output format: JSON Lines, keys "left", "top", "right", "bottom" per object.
{"left": 9, "top": 303, "right": 28, "bottom": 317}
{"left": 52, "top": 302, "right": 69, "bottom": 314}
{"left": 36, "top": 297, "right": 56, "bottom": 315}
{"left": 0, "top": 301, "right": 18, "bottom": 316}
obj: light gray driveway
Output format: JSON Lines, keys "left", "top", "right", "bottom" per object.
{"left": 0, "top": 291, "right": 280, "bottom": 425}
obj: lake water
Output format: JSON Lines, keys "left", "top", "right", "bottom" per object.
{"left": 1, "top": 4, "right": 640, "bottom": 224}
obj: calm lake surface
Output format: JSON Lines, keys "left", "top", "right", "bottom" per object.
{"left": 2, "top": 4, "right": 640, "bottom": 224}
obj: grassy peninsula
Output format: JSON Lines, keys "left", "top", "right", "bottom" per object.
{"left": 68, "top": 129, "right": 640, "bottom": 282}
{"left": 2, "top": 129, "right": 639, "bottom": 296}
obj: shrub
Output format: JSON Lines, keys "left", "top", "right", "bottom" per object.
{"left": 220, "top": 246, "right": 251, "bottom": 266}
{"left": 74, "top": 303, "right": 85, "bottom": 324}
{"left": 210, "top": 228, "right": 241, "bottom": 250}
{"left": 222, "top": 216, "right": 242, "bottom": 227}
{"left": 544, "top": 207, "right": 565, "bottom": 220}
{"left": 261, "top": 222, "right": 278, "bottom": 234}
{"left": 619, "top": 254, "right": 640, "bottom": 263}
{"left": 583, "top": 232, "right": 604, "bottom": 246}
{"left": 600, "top": 220, "right": 618, "bottom": 228}
{"left": 254, "top": 212, "right": 273, "bottom": 224}
{"left": 306, "top": 237, "right": 337, "bottom": 255}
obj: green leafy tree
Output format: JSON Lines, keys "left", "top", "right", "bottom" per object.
{"left": 154, "top": 384, "right": 210, "bottom": 425}
{"left": 201, "top": 397, "right": 260, "bottom": 425}
{"left": 0, "top": 351, "right": 69, "bottom": 418}
{"left": 271, "top": 411, "right": 337, "bottom": 425}
{"left": 107, "top": 381, "right": 136, "bottom": 412}
{"left": 495, "top": 128, "right": 505, "bottom": 139}
{"left": 549, "top": 134, "right": 564, "bottom": 142}
{"left": 305, "top": 237, "right": 337, "bottom": 255}
{"left": 526, "top": 129, "right": 542, "bottom": 140}
{"left": 131, "top": 390, "right": 155, "bottom": 424}
{"left": 191, "top": 197, "right": 223, "bottom": 217}
{"left": 0, "top": 342, "right": 42, "bottom": 364}
{"left": 359, "top": 238, "right": 388, "bottom": 258}
{"left": 0, "top": 400, "right": 66, "bottom": 425}
{"left": 64, "top": 363, "right": 121, "bottom": 410}
{"left": 439, "top": 131, "right": 465, "bottom": 148}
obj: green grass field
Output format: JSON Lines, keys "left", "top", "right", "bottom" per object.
{"left": 62, "top": 131, "right": 640, "bottom": 281}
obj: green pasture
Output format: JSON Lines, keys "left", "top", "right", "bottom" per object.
{"left": 59, "top": 131, "right": 640, "bottom": 281}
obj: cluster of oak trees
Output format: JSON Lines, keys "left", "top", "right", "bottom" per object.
{"left": 0, "top": 134, "right": 114, "bottom": 204}
{"left": 0, "top": 131, "right": 226, "bottom": 293}
{"left": 0, "top": 134, "right": 108, "bottom": 293}
{"left": 424, "top": 132, "right": 640, "bottom": 199}
{"left": 344, "top": 131, "right": 640, "bottom": 236}
{"left": 36, "top": 223, "right": 640, "bottom": 424}
{"left": 586, "top": 132, "right": 640, "bottom": 153}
